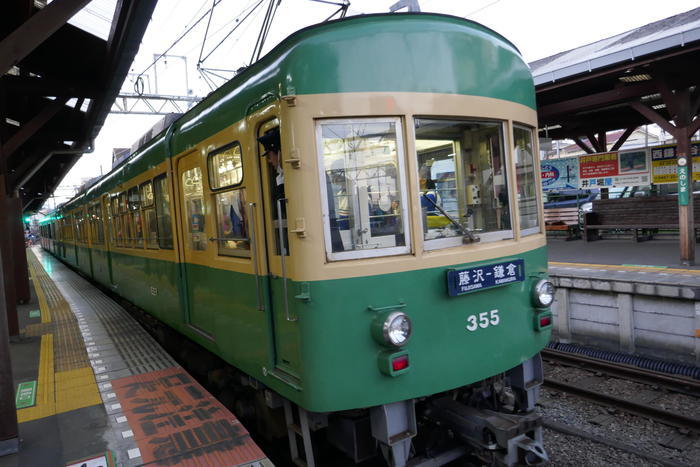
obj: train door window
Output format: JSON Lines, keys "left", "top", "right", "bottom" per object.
{"left": 128, "top": 187, "right": 144, "bottom": 247}
{"left": 153, "top": 174, "right": 173, "bottom": 249}
{"left": 414, "top": 118, "right": 513, "bottom": 249}
{"left": 316, "top": 118, "right": 411, "bottom": 260}
{"left": 119, "top": 192, "right": 132, "bottom": 247}
{"left": 140, "top": 181, "right": 158, "bottom": 249}
{"left": 182, "top": 167, "right": 207, "bottom": 251}
{"left": 208, "top": 143, "right": 249, "bottom": 257}
{"left": 111, "top": 196, "right": 121, "bottom": 246}
{"left": 513, "top": 125, "right": 540, "bottom": 236}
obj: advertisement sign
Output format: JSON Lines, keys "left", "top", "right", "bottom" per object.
{"left": 613, "top": 148, "right": 650, "bottom": 186}
{"left": 540, "top": 157, "right": 579, "bottom": 191}
{"left": 579, "top": 152, "right": 618, "bottom": 188}
{"left": 651, "top": 143, "right": 700, "bottom": 184}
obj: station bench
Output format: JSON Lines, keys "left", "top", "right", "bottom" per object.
{"left": 584, "top": 195, "right": 700, "bottom": 242}
{"left": 544, "top": 207, "right": 581, "bottom": 240}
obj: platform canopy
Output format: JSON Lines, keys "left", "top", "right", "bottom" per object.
{"left": 531, "top": 7, "right": 700, "bottom": 148}
{"left": 0, "top": 0, "right": 158, "bottom": 213}
{"left": 531, "top": 6, "right": 700, "bottom": 264}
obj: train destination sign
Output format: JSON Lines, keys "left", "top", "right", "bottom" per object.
{"left": 447, "top": 259, "right": 525, "bottom": 296}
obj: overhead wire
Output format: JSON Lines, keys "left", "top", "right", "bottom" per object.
{"left": 134, "top": 0, "right": 226, "bottom": 93}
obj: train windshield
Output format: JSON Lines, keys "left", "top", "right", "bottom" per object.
{"left": 414, "top": 118, "right": 513, "bottom": 248}
{"left": 317, "top": 118, "right": 411, "bottom": 261}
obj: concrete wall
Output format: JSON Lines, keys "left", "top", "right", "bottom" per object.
{"left": 550, "top": 274, "right": 700, "bottom": 365}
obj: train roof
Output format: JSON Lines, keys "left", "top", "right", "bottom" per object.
{"left": 56, "top": 13, "right": 533, "bottom": 214}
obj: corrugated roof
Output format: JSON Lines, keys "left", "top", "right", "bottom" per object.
{"left": 530, "top": 7, "right": 700, "bottom": 85}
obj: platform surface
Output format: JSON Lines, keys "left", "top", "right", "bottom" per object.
{"left": 1, "top": 248, "right": 272, "bottom": 467}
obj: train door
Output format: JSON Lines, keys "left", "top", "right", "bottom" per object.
{"left": 256, "top": 119, "right": 301, "bottom": 378}
{"left": 176, "top": 150, "right": 215, "bottom": 338}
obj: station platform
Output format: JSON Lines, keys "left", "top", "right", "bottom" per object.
{"left": 546, "top": 238, "right": 700, "bottom": 366}
{"left": 1, "top": 248, "right": 272, "bottom": 467}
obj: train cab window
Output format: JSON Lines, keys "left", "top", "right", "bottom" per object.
{"left": 317, "top": 118, "right": 410, "bottom": 260}
{"left": 513, "top": 125, "right": 540, "bottom": 236}
{"left": 414, "top": 118, "right": 513, "bottom": 249}
{"left": 128, "top": 187, "right": 144, "bottom": 247}
{"left": 182, "top": 167, "right": 207, "bottom": 251}
{"left": 154, "top": 174, "right": 173, "bottom": 249}
{"left": 208, "top": 143, "right": 250, "bottom": 257}
{"left": 140, "top": 181, "right": 159, "bottom": 249}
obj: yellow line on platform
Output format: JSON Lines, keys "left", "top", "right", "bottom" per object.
{"left": 549, "top": 261, "right": 700, "bottom": 276}
{"left": 17, "top": 334, "right": 55, "bottom": 423}
{"left": 28, "top": 252, "right": 52, "bottom": 324}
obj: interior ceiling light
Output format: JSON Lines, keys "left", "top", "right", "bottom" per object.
{"left": 652, "top": 103, "right": 667, "bottom": 110}
{"left": 641, "top": 93, "right": 661, "bottom": 101}
{"left": 618, "top": 73, "right": 652, "bottom": 83}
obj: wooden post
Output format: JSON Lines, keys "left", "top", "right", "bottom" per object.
{"left": 677, "top": 127, "right": 694, "bottom": 265}
{"left": 0, "top": 228, "right": 19, "bottom": 454}
{"left": 0, "top": 177, "right": 18, "bottom": 336}
{"left": 10, "top": 197, "right": 29, "bottom": 304}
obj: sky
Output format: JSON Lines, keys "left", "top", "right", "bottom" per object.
{"left": 42, "top": 0, "right": 700, "bottom": 211}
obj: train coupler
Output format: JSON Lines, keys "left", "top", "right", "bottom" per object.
{"left": 426, "top": 397, "right": 548, "bottom": 466}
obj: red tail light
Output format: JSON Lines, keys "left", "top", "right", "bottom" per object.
{"left": 540, "top": 316, "right": 552, "bottom": 327}
{"left": 392, "top": 355, "right": 409, "bottom": 371}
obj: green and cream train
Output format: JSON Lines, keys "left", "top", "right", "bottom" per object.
{"left": 41, "top": 13, "right": 553, "bottom": 466}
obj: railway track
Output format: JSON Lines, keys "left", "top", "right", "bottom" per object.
{"left": 541, "top": 348, "right": 700, "bottom": 432}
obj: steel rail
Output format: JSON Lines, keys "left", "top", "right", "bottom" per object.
{"left": 543, "top": 377, "right": 700, "bottom": 432}
{"left": 542, "top": 348, "right": 700, "bottom": 397}
{"left": 542, "top": 419, "right": 690, "bottom": 467}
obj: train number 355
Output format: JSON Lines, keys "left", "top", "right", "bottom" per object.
{"left": 466, "top": 310, "right": 500, "bottom": 332}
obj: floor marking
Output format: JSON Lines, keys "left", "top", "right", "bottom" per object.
{"left": 550, "top": 261, "right": 700, "bottom": 275}
{"left": 17, "top": 334, "right": 55, "bottom": 423}
{"left": 116, "top": 415, "right": 128, "bottom": 424}
{"left": 127, "top": 448, "right": 141, "bottom": 459}
{"left": 121, "top": 430, "right": 134, "bottom": 439}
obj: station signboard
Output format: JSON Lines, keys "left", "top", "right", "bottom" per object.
{"left": 651, "top": 143, "right": 700, "bottom": 184}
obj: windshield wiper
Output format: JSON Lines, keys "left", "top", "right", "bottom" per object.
{"left": 421, "top": 194, "right": 479, "bottom": 243}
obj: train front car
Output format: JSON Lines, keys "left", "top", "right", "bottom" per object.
{"left": 264, "top": 13, "right": 552, "bottom": 466}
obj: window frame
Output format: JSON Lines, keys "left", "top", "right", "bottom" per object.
{"left": 412, "top": 117, "right": 514, "bottom": 251}
{"left": 315, "top": 116, "right": 412, "bottom": 262}
{"left": 207, "top": 141, "right": 244, "bottom": 191}
{"left": 513, "top": 123, "right": 541, "bottom": 237}
{"left": 153, "top": 173, "right": 174, "bottom": 250}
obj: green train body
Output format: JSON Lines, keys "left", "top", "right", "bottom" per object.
{"left": 41, "top": 13, "right": 552, "bottom": 465}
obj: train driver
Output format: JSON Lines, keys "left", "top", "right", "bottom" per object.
{"left": 258, "top": 127, "right": 285, "bottom": 216}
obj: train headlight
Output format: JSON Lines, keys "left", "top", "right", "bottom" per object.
{"left": 372, "top": 311, "right": 412, "bottom": 347}
{"left": 532, "top": 279, "right": 555, "bottom": 308}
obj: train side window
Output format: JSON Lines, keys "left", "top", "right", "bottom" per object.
{"left": 414, "top": 117, "right": 513, "bottom": 249}
{"left": 513, "top": 125, "right": 540, "bottom": 236}
{"left": 316, "top": 118, "right": 411, "bottom": 260}
{"left": 128, "top": 187, "right": 144, "bottom": 247}
{"left": 182, "top": 167, "right": 207, "bottom": 251}
{"left": 141, "top": 181, "right": 159, "bottom": 249}
{"left": 208, "top": 143, "right": 249, "bottom": 257}
{"left": 153, "top": 174, "right": 173, "bottom": 249}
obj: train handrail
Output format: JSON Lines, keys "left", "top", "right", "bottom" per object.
{"left": 277, "top": 198, "right": 295, "bottom": 322}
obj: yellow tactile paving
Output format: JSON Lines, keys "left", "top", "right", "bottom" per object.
{"left": 549, "top": 261, "right": 700, "bottom": 275}
{"left": 17, "top": 334, "right": 55, "bottom": 423}
{"left": 17, "top": 251, "right": 102, "bottom": 423}
{"left": 55, "top": 368, "right": 102, "bottom": 413}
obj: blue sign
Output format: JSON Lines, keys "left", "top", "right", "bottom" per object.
{"left": 447, "top": 259, "right": 525, "bottom": 297}
{"left": 541, "top": 157, "right": 579, "bottom": 190}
